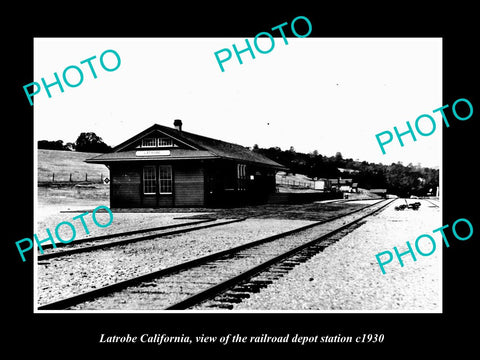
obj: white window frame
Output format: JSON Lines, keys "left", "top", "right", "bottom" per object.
{"left": 141, "top": 137, "right": 174, "bottom": 148}
{"left": 237, "top": 164, "right": 246, "bottom": 191}
{"left": 143, "top": 166, "right": 157, "bottom": 194}
{"left": 159, "top": 165, "right": 173, "bottom": 194}
{"left": 157, "top": 137, "right": 174, "bottom": 147}
{"left": 141, "top": 138, "right": 157, "bottom": 148}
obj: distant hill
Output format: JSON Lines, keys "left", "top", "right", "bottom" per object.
{"left": 254, "top": 146, "right": 439, "bottom": 197}
{"left": 38, "top": 149, "right": 107, "bottom": 183}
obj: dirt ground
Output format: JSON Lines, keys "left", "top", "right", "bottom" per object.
{"left": 34, "top": 184, "right": 384, "bottom": 255}
{"left": 234, "top": 198, "right": 442, "bottom": 312}
{"left": 37, "top": 183, "right": 384, "bottom": 223}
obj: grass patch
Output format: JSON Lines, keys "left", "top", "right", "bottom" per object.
{"left": 38, "top": 149, "right": 107, "bottom": 183}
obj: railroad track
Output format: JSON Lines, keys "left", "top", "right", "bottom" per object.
{"left": 37, "top": 218, "right": 243, "bottom": 261}
{"left": 423, "top": 198, "right": 440, "bottom": 208}
{"left": 38, "top": 198, "right": 395, "bottom": 310}
{"left": 190, "top": 220, "right": 370, "bottom": 310}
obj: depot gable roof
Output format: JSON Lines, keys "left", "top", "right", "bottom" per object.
{"left": 86, "top": 123, "right": 286, "bottom": 170}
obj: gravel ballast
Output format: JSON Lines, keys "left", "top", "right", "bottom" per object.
{"left": 35, "top": 211, "right": 205, "bottom": 245}
{"left": 233, "top": 199, "right": 442, "bottom": 312}
{"left": 36, "top": 218, "right": 315, "bottom": 307}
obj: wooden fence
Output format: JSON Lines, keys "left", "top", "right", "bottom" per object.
{"left": 277, "top": 177, "right": 314, "bottom": 189}
{"left": 38, "top": 172, "right": 107, "bottom": 184}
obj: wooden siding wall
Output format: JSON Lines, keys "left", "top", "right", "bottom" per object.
{"left": 109, "top": 160, "right": 284, "bottom": 208}
{"left": 110, "top": 163, "right": 205, "bottom": 208}
{"left": 110, "top": 165, "right": 142, "bottom": 207}
{"left": 174, "top": 164, "right": 204, "bottom": 206}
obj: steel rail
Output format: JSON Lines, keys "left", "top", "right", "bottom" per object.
{"left": 40, "top": 218, "right": 216, "bottom": 250}
{"left": 165, "top": 198, "right": 395, "bottom": 309}
{"left": 38, "top": 218, "right": 245, "bottom": 261}
{"left": 423, "top": 198, "right": 440, "bottom": 208}
{"left": 37, "top": 199, "right": 392, "bottom": 310}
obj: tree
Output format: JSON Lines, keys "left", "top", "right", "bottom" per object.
{"left": 251, "top": 144, "right": 438, "bottom": 196}
{"left": 65, "top": 142, "right": 76, "bottom": 151}
{"left": 38, "top": 140, "right": 69, "bottom": 150}
{"left": 75, "top": 132, "right": 111, "bottom": 153}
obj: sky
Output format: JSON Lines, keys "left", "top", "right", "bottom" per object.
{"left": 34, "top": 37, "right": 442, "bottom": 168}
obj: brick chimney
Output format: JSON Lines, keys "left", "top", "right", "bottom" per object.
{"left": 174, "top": 119, "right": 183, "bottom": 131}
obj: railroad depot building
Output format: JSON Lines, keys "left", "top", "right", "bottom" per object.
{"left": 86, "top": 120, "right": 286, "bottom": 208}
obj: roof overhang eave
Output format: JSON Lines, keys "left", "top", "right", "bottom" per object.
{"left": 85, "top": 156, "right": 221, "bottom": 164}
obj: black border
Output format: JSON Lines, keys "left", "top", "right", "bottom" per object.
{"left": 7, "top": 4, "right": 478, "bottom": 356}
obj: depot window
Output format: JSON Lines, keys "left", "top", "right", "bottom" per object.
{"left": 141, "top": 138, "right": 157, "bottom": 148}
{"left": 141, "top": 137, "right": 174, "bottom": 148}
{"left": 159, "top": 165, "right": 173, "bottom": 194}
{"left": 158, "top": 138, "right": 174, "bottom": 147}
{"left": 143, "top": 166, "right": 157, "bottom": 194}
{"left": 237, "top": 164, "right": 246, "bottom": 191}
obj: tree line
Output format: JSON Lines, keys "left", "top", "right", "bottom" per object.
{"left": 253, "top": 145, "right": 439, "bottom": 197}
{"left": 38, "top": 132, "right": 111, "bottom": 153}
{"left": 38, "top": 133, "right": 439, "bottom": 197}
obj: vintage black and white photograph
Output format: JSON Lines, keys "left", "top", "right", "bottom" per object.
{"left": 33, "top": 37, "right": 443, "bottom": 312}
